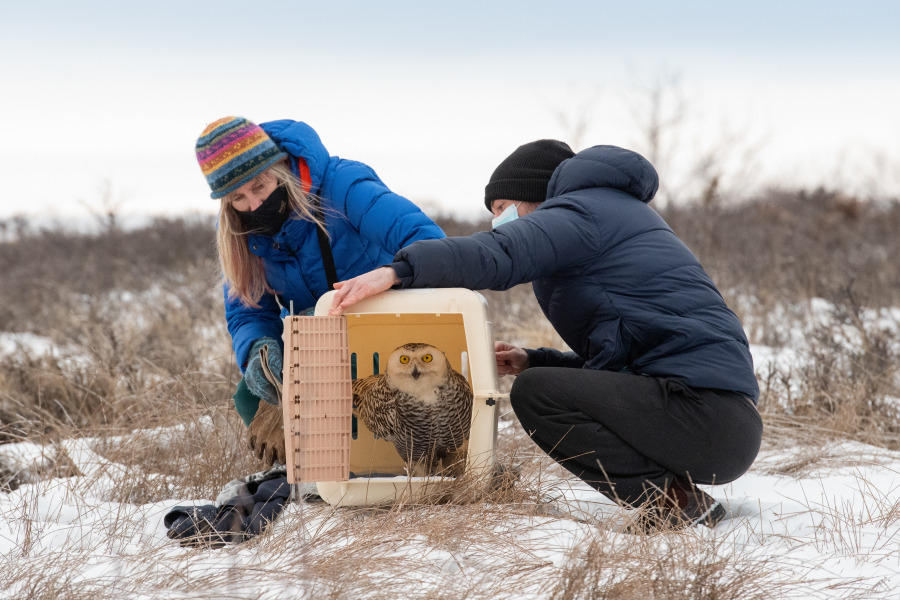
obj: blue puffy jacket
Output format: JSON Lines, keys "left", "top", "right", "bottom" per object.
{"left": 392, "top": 145, "right": 759, "bottom": 402}
{"left": 225, "top": 120, "right": 445, "bottom": 370}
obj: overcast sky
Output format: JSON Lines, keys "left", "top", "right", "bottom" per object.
{"left": 2, "top": 1, "right": 899, "bottom": 223}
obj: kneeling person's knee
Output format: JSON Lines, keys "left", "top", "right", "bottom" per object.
{"left": 510, "top": 369, "right": 550, "bottom": 426}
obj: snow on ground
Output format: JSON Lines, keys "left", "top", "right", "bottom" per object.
{"left": 2, "top": 302, "right": 899, "bottom": 598}
{"left": 0, "top": 333, "right": 57, "bottom": 357}
{"left": 1, "top": 434, "right": 899, "bottom": 598}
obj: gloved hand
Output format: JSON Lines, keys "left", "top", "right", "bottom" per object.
{"left": 245, "top": 337, "right": 282, "bottom": 406}
{"left": 248, "top": 400, "right": 286, "bottom": 465}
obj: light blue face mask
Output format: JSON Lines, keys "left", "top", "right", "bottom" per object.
{"left": 491, "top": 203, "right": 520, "bottom": 229}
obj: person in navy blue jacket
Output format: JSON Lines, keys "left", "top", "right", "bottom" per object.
{"left": 195, "top": 116, "right": 444, "bottom": 463}
{"left": 329, "top": 140, "right": 762, "bottom": 532}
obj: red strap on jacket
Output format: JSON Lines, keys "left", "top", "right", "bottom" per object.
{"left": 297, "top": 158, "right": 312, "bottom": 194}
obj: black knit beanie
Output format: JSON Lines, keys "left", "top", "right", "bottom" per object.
{"left": 484, "top": 140, "right": 575, "bottom": 211}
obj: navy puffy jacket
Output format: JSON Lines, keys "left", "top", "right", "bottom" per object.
{"left": 392, "top": 145, "right": 759, "bottom": 402}
{"left": 225, "top": 120, "right": 445, "bottom": 370}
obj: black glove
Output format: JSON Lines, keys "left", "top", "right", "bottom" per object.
{"left": 163, "top": 470, "right": 291, "bottom": 547}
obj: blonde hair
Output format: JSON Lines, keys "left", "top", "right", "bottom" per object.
{"left": 216, "top": 160, "right": 326, "bottom": 308}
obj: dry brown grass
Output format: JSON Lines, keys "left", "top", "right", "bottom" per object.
{"left": 2, "top": 196, "right": 900, "bottom": 598}
{"left": 752, "top": 290, "right": 900, "bottom": 471}
{"left": 546, "top": 529, "right": 775, "bottom": 600}
{"left": 662, "top": 190, "right": 900, "bottom": 316}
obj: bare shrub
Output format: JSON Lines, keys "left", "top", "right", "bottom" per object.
{"left": 661, "top": 189, "right": 900, "bottom": 316}
{"left": 0, "top": 215, "right": 233, "bottom": 444}
{"left": 753, "top": 289, "right": 900, "bottom": 459}
{"left": 0, "top": 294, "right": 234, "bottom": 440}
{"left": 789, "top": 298, "right": 900, "bottom": 449}
{"left": 0, "top": 215, "right": 218, "bottom": 333}
{"left": 0, "top": 352, "right": 117, "bottom": 442}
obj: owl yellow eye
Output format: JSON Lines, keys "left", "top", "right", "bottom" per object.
{"left": 400, "top": 355, "right": 410, "bottom": 364}
{"left": 422, "top": 354, "right": 433, "bottom": 363}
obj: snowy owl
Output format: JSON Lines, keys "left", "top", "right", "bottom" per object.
{"left": 352, "top": 343, "right": 473, "bottom": 475}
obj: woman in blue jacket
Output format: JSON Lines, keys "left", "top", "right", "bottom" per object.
{"left": 329, "top": 140, "right": 762, "bottom": 532}
{"left": 195, "top": 116, "right": 444, "bottom": 463}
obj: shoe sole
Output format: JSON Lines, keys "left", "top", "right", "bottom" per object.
{"left": 691, "top": 500, "right": 727, "bottom": 528}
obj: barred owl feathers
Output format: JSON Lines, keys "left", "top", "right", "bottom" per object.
{"left": 352, "top": 343, "right": 473, "bottom": 474}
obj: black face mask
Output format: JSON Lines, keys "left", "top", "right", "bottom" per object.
{"left": 236, "top": 185, "right": 291, "bottom": 236}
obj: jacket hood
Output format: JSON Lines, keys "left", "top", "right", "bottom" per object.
{"left": 259, "top": 120, "right": 331, "bottom": 195}
{"left": 547, "top": 145, "right": 659, "bottom": 204}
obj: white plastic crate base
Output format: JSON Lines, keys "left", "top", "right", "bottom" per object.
{"left": 290, "top": 288, "right": 502, "bottom": 507}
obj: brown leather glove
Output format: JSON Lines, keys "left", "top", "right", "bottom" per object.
{"left": 248, "top": 400, "right": 286, "bottom": 465}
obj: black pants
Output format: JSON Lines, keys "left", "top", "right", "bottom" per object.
{"left": 510, "top": 367, "right": 763, "bottom": 506}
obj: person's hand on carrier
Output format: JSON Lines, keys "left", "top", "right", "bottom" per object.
{"left": 329, "top": 266, "right": 400, "bottom": 315}
{"left": 495, "top": 341, "right": 529, "bottom": 377}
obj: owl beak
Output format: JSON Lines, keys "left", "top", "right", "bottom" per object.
{"left": 411, "top": 365, "right": 421, "bottom": 380}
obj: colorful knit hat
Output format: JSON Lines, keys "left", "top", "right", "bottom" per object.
{"left": 195, "top": 116, "right": 288, "bottom": 198}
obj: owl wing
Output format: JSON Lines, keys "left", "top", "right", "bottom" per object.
{"left": 436, "top": 369, "right": 474, "bottom": 451}
{"left": 351, "top": 374, "right": 380, "bottom": 402}
{"left": 352, "top": 374, "right": 397, "bottom": 442}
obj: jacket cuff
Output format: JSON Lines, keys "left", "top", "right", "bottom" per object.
{"left": 525, "top": 347, "right": 584, "bottom": 369}
{"left": 525, "top": 348, "right": 545, "bottom": 368}
{"left": 389, "top": 260, "right": 413, "bottom": 288}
